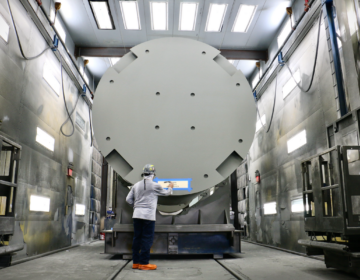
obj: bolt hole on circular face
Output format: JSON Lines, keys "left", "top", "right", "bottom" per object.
{"left": 156, "top": 92, "right": 160, "bottom": 96}
{"left": 106, "top": 137, "right": 111, "bottom": 141}
{"left": 110, "top": 80, "right": 114, "bottom": 84}
{"left": 236, "top": 83, "right": 240, "bottom": 87}
{"left": 155, "top": 126, "right": 160, "bottom": 130}
{"left": 239, "top": 139, "right": 243, "bottom": 143}
{"left": 190, "top": 93, "right": 195, "bottom": 97}
{"left": 202, "top": 51, "right": 206, "bottom": 55}
{"left": 145, "top": 50, "right": 149, "bottom": 53}
{"left": 204, "top": 174, "right": 208, "bottom": 178}
{"left": 191, "top": 126, "right": 195, "bottom": 130}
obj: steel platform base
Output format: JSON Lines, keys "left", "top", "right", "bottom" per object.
{"left": 103, "top": 224, "right": 241, "bottom": 256}
{"left": 299, "top": 239, "right": 360, "bottom": 277}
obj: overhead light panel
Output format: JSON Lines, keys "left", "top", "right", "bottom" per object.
{"left": 109, "top": 57, "right": 121, "bottom": 66}
{"left": 75, "top": 204, "right": 86, "bottom": 215}
{"left": 36, "top": 127, "right": 55, "bottom": 151}
{"left": 232, "top": 4, "right": 257, "bottom": 33}
{"left": 150, "top": 2, "right": 168, "bottom": 31}
{"left": 291, "top": 198, "right": 304, "bottom": 213}
{"left": 264, "top": 202, "right": 277, "bottom": 215}
{"left": 179, "top": 2, "right": 198, "bottom": 31}
{"left": 119, "top": 1, "right": 141, "bottom": 30}
{"left": 287, "top": 130, "right": 307, "bottom": 153}
{"left": 89, "top": 1, "right": 115, "bottom": 30}
{"left": 205, "top": 3, "right": 227, "bottom": 32}
{"left": 30, "top": 195, "right": 50, "bottom": 212}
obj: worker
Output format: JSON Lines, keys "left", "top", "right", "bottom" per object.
{"left": 126, "top": 164, "right": 174, "bottom": 270}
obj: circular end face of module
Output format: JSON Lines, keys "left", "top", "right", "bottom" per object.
{"left": 93, "top": 37, "right": 256, "bottom": 195}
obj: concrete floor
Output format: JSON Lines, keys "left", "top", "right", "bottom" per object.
{"left": 0, "top": 240, "right": 358, "bottom": 280}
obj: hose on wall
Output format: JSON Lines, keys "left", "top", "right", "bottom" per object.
{"left": 7, "top": 0, "right": 51, "bottom": 60}
{"left": 284, "top": 9, "right": 323, "bottom": 93}
{"left": 256, "top": 8, "right": 323, "bottom": 133}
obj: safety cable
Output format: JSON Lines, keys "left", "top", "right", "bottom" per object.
{"left": 59, "top": 52, "right": 79, "bottom": 137}
{"left": 284, "top": 9, "right": 323, "bottom": 93}
{"left": 6, "top": 0, "right": 52, "bottom": 60}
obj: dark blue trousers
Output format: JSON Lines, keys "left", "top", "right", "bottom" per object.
{"left": 132, "top": 218, "right": 155, "bottom": 265}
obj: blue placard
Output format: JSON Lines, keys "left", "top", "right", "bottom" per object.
{"left": 153, "top": 178, "right": 193, "bottom": 192}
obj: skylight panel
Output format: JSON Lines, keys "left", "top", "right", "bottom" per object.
{"left": 89, "top": 1, "right": 115, "bottom": 30}
{"left": 232, "top": 4, "right": 257, "bottom": 33}
{"left": 205, "top": 3, "right": 227, "bottom": 32}
{"left": 109, "top": 57, "right": 121, "bottom": 66}
{"left": 150, "top": 2, "right": 168, "bottom": 30}
{"left": 179, "top": 2, "right": 198, "bottom": 31}
{"left": 277, "top": 19, "right": 292, "bottom": 48}
{"left": 119, "top": 1, "right": 141, "bottom": 30}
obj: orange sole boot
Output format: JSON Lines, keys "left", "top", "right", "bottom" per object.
{"left": 132, "top": 264, "right": 139, "bottom": 269}
{"left": 138, "top": 264, "right": 157, "bottom": 270}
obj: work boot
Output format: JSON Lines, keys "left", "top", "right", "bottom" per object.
{"left": 138, "top": 264, "right": 157, "bottom": 270}
{"left": 132, "top": 264, "right": 139, "bottom": 269}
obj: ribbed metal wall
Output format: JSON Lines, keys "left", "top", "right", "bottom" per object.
{"left": 0, "top": 0, "right": 96, "bottom": 261}
{"left": 246, "top": 0, "right": 360, "bottom": 253}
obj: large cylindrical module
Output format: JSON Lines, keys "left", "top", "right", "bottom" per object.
{"left": 93, "top": 37, "right": 256, "bottom": 200}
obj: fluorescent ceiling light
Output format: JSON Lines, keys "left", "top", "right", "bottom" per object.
{"left": 287, "top": 130, "right": 307, "bottom": 153}
{"left": 277, "top": 19, "right": 292, "bottom": 48}
{"left": 256, "top": 115, "right": 266, "bottom": 132}
{"left": 109, "top": 57, "right": 121, "bottom": 66}
{"left": 179, "top": 2, "right": 198, "bottom": 31}
{"left": 89, "top": 1, "right": 114, "bottom": 30}
{"left": 205, "top": 3, "right": 227, "bottom": 32}
{"left": 150, "top": 2, "right": 168, "bottom": 30}
{"left": 30, "top": 195, "right": 50, "bottom": 212}
{"left": 36, "top": 127, "right": 55, "bottom": 151}
{"left": 291, "top": 198, "right": 304, "bottom": 213}
{"left": 0, "top": 13, "right": 10, "bottom": 43}
{"left": 264, "top": 202, "right": 277, "bottom": 215}
{"left": 54, "top": 18, "right": 66, "bottom": 42}
{"left": 75, "top": 203, "right": 86, "bottom": 215}
{"left": 43, "top": 63, "right": 60, "bottom": 96}
{"left": 283, "top": 70, "right": 301, "bottom": 99}
{"left": 119, "top": 1, "right": 141, "bottom": 30}
{"left": 232, "top": 4, "right": 257, "bottom": 33}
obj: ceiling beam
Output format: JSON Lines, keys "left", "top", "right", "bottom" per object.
{"left": 75, "top": 46, "right": 268, "bottom": 61}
